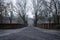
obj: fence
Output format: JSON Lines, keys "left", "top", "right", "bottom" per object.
{"left": 37, "top": 23, "right": 60, "bottom": 29}
{"left": 0, "top": 24, "right": 27, "bottom": 29}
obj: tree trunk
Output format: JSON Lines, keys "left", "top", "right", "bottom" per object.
{"left": 53, "top": 0, "right": 59, "bottom": 24}
{"left": 10, "top": 11, "right": 13, "bottom": 24}
{"left": 34, "top": 12, "right": 37, "bottom": 27}
{"left": 0, "top": 12, "right": 3, "bottom": 23}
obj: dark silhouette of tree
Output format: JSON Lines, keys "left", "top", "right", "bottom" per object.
{"left": 0, "top": 0, "right": 5, "bottom": 23}
{"left": 52, "top": 0, "right": 59, "bottom": 24}
{"left": 6, "top": 2, "right": 15, "bottom": 24}
{"left": 16, "top": 0, "right": 28, "bottom": 25}
{"left": 32, "top": 0, "right": 42, "bottom": 26}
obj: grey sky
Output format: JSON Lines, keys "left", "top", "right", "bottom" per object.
{"left": 26, "top": 0, "right": 34, "bottom": 18}
{"left": 5, "top": 0, "right": 34, "bottom": 18}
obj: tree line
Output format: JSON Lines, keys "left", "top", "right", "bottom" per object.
{"left": 32, "top": 0, "right": 60, "bottom": 26}
{"left": 0, "top": 0, "right": 28, "bottom": 25}
{"left": 0, "top": 0, "right": 60, "bottom": 26}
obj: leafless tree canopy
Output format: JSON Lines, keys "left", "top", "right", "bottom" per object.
{"left": 0, "top": 0, "right": 60, "bottom": 25}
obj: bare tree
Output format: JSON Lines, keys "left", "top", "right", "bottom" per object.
{"left": 0, "top": 0, "right": 5, "bottom": 23}
{"left": 16, "top": 0, "right": 27, "bottom": 25}
{"left": 32, "top": 0, "right": 43, "bottom": 26}
{"left": 47, "top": 0, "right": 60, "bottom": 24}
{"left": 7, "top": 2, "right": 17, "bottom": 24}
{"left": 52, "top": 0, "right": 59, "bottom": 24}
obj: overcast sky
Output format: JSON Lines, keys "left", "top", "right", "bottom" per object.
{"left": 5, "top": 0, "right": 34, "bottom": 18}
{"left": 26, "top": 0, "right": 34, "bottom": 18}
{"left": 4, "top": 0, "right": 52, "bottom": 18}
